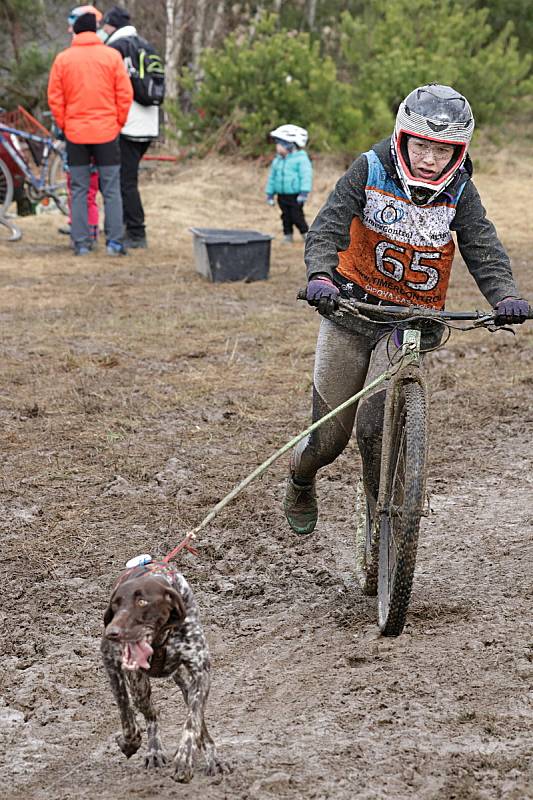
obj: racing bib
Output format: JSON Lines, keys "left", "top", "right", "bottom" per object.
{"left": 336, "top": 150, "right": 466, "bottom": 309}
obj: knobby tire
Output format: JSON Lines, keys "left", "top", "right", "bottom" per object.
{"left": 378, "top": 380, "right": 427, "bottom": 636}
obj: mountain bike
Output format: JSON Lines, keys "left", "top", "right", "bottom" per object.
{"left": 0, "top": 108, "right": 68, "bottom": 240}
{"left": 303, "top": 295, "right": 532, "bottom": 636}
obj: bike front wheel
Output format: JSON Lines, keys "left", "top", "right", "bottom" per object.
{"left": 378, "top": 379, "right": 427, "bottom": 636}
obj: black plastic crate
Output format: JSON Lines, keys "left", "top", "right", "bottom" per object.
{"left": 190, "top": 227, "right": 273, "bottom": 283}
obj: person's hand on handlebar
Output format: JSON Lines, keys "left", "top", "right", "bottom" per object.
{"left": 494, "top": 297, "right": 530, "bottom": 325}
{"left": 306, "top": 275, "right": 340, "bottom": 315}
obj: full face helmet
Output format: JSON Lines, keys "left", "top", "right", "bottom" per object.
{"left": 68, "top": 5, "right": 103, "bottom": 32}
{"left": 270, "top": 124, "right": 309, "bottom": 149}
{"left": 391, "top": 84, "right": 474, "bottom": 205}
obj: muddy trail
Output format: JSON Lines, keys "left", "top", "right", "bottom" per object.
{"left": 0, "top": 154, "right": 532, "bottom": 800}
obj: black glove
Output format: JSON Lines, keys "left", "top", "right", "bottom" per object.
{"left": 306, "top": 277, "right": 340, "bottom": 315}
{"left": 494, "top": 297, "right": 530, "bottom": 325}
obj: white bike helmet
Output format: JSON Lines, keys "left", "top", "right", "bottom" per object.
{"left": 270, "top": 124, "right": 308, "bottom": 148}
{"left": 391, "top": 84, "right": 474, "bottom": 205}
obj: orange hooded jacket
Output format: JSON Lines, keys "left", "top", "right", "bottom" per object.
{"left": 47, "top": 32, "right": 133, "bottom": 144}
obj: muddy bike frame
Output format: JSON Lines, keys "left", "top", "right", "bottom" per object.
{"left": 0, "top": 123, "right": 67, "bottom": 211}
{"left": 316, "top": 296, "right": 532, "bottom": 636}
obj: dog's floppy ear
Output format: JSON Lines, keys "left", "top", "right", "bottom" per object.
{"left": 165, "top": 588, "right": 186, "bottom": 624}
{"left": 103, "top": 604, "right": 114, "bottom": 627}
{"left": 103, "top": 589, "right": 117, "bottom": 627}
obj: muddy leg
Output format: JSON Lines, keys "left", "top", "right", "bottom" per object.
{"left": 172, "top": 666, "right": 225, "bottom": 782}
{"left": 355, "top": 336, "right": 427, "bottom": 504}
{"left": 128, "top": 671, "right": 167, "bottom": 769}
{"left": 101, "top": 651, "right": 142, "bottom": 758}
{"left": 356, "top": 389, "right": 386, "bottom": 505}
{"left": 292, "top": 317, "right": 373, "bottom": 482}
{"left": 175, "top": 669, "right": 228, "bottom": 776}
{"left": 199, "top": 717, "right": 230, "bottom": 776}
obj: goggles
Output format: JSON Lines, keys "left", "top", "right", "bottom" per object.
{"left": 407, "top": 138, "right": 456, "bottom": 162}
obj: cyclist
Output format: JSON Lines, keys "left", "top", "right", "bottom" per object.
{"left": 284, "top": 83, "right": 530, "bottom": 535}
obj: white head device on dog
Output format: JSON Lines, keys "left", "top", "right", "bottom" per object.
{"left": 125, "top": 553, "right": 153, "bottom": 568}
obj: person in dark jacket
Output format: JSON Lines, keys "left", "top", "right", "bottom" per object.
{"left": 284, "top": 83, "right": 530, "bottom": 536}
{"left": 100, "top": 5, "right": 159, "bottom": 249}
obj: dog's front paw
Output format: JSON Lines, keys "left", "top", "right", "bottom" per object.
{"left": 116, "top": 731, "right": 142, "bottom": 758}
{"left": 144, "top": 748, "right": 167, "bottom": 769}
{"left": 205, "top": 755, "right": 232, "bottom": 777}
{"left": 172, "top": 759, "right": 194, "bottom": 783}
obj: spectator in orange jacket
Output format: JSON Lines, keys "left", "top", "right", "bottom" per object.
{"left": 48, "top": 9, "right": 133, "bottom": 255}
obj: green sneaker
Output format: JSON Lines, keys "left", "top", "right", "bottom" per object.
{"left": 284, "top": 475, "right": 318, "bottom": 535}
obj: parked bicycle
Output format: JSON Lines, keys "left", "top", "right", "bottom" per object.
{"left": 299, "top": 293, "right": 532, "bottom": 636}
{"left": 0, "top": 107, "right": 68, "bottom": 241}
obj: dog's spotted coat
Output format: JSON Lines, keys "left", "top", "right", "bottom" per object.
{"left": 100, "top": 561, "right": 226, "bottom": 782}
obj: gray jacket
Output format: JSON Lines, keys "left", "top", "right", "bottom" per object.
{"left": 305, "top": 137, "right": 519, "bottom": 307}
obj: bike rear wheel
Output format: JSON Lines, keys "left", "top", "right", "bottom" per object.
{"left": 0, "top": 157, "right": 14, "bottom": 217}
{"left": 378, "top": 379, "right": 427, "bottom": 636}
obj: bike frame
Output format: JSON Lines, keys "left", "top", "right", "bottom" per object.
{"left": 0, "top": 124, "right": 62, "bottom": 195}
{"left": 338, "top": 295, "right": 531, "bottom": 634}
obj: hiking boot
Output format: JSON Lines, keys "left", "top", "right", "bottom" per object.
{"left": 106, "top": 239, "right": 128, "bottom": 256}
{"left": 282, "top": 233, "right": 294, "bottom": 243}
{"left": 74, "top": 244, "right": 91, "bottom": 256}
{"left": 124, "top": 236, "right": 147, "bottom": 249}
{"left": 284, "top": 475, "right": 318, "bottom": 535}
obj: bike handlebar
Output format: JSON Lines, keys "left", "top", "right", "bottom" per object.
{"left": 296, "top": 290, "right": 533, "bottom": 322}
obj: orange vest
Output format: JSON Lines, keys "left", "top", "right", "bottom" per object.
{"left": 336, "top": 150, "right": 466, "bottom": 309}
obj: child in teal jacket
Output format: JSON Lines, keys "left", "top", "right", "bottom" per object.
{"left": 265, "top": 124, "right": 313, "bottom": 242}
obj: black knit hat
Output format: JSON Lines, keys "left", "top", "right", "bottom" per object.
{"left": 73, "top": 11, "right": 98, "bottom": 33}
{"left": 102, "top": 5, "right": 131, "bottom": 29}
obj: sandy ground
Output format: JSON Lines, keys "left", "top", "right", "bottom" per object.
{"left": 0, "top": 150, "right": 532, "bottom": 800}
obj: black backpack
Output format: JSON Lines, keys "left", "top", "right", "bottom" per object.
{"left": 116, "top": 35, "right": 165, "bottom": 107}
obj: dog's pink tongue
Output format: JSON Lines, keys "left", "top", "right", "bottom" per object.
{"left": 124, "top": 639, "right": 153, "bottom": 671}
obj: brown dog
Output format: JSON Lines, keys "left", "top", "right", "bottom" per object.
{"left": 100, "top": 559, "right": 226, "bottom": 782}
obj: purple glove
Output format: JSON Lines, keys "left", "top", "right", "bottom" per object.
{"left": 296, "top": 192, "right": 309, "bottom": 205}
{"left": 306, "top": 277, "right": 340, "bottom": 315}
{"left": 266, "top": 194, "right": 275, "bottom": 206}
{"left": 494, "top": 297, "right": 530, "bottom": 325}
